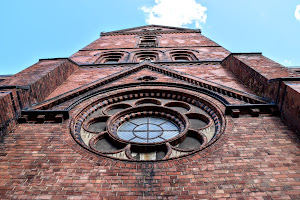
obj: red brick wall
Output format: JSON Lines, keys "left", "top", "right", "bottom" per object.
{"left": 1, "top": 59, "right": 78, "bottom": 103}
{"left": 0, "top": 92, "right": 17, "bottom": 137}
{"left": 71, "top": 47, "right": 229, "bottom": 65}
{"left": 1, "top": 116, "right": 299, "bottom": 199}
{"left": 46, "top": 67, "right": 130, "bottom": 100}
{"left": 82, "top": 33, "right": 220, "bottom": 51}
{"left": 0, "top": 59, "right": 78, "bottom": 136}
{"left": 0, "top": 89, "right": 30, "bottom": 138}
{"left": 1, "top": 26, "right": 299, "bottom": 200}
{"left": 222, "top": 53, "right": 300, "bottom": 132}
{"left": 159, "top": 33, "right": 220, "bottom": 47}
{"left": 279, "top": 84, "right": 300, "bottom": 131}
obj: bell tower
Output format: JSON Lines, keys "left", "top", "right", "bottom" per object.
{"left": 0, "top": 25, "right": 299, "bottom": 199}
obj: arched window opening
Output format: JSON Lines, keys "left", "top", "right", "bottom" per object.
{"left": 134, "top": 52, "right": 159, "bottom": 62}
{"left": 96, "top": 52, "right": 124, "bottom": 64}
{"left": 170, "top": 51, "right": 197, "bottom": 61}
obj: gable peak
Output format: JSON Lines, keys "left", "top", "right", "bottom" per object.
{"left": 101, "top": 25, "right": 201, "bottom": 36}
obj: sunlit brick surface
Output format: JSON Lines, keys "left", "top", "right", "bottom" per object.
{"left": 0, "top": 116, "right": 299, "bottom": 199}
{"left": 1, "top": 25, "right": 300, "bottom": 199}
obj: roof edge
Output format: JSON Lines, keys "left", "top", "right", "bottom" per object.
{"left": 100, "top": 25, "right": 201, "bottom": 36}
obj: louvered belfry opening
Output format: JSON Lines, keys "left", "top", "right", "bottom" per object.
{"left": 138, "top": 36, "right": 157, "bottom": 48}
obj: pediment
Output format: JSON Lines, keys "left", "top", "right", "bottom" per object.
{"left": 101, "top": 25, "right": 199, "bottom": 35}
{"left": 29, "top": 62, "right": 269, "bottom": 111}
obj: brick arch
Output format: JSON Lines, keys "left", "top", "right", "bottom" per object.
{"left": 66, "top": 82, "right": 229, "bottom": 112}
{"left": 165, "top": 49, "right": 199, "bottom": 61}
{"left": 130, "top": 50, "right": 164, "bottom": 62}
{"left": 94, "top": 50, "right": 130, "bottom": 63}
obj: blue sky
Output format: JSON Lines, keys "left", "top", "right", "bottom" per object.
{"left": 0, "top": 0, "right": 300, "bottom": 75}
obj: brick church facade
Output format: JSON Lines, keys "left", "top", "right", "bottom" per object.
{"left": 0, "top": 25, "right": 300, "bottom": 199}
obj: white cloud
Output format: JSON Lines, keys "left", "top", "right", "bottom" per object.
{"left": 141, "top": 0, "right": 207, "bottom": 28}
{"left": 295, "top": 4, "right": 300, "bottom": 21}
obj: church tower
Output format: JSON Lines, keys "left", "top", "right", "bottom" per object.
{"left": 1, "top": 25, "right": 299, "bottom": 199}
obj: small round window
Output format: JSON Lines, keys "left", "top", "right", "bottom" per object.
{"left": 117, "top": 117, "right": 180, "bottom": 144}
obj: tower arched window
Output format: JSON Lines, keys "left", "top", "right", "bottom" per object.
{"left": 169, "top": 51, "right": 197, "bottom": 61}
{"left": 133, "top": 51, "right": 159, "bottom": 62}
{"left": 96, "top": 52, "right": 124, "bottom": 64}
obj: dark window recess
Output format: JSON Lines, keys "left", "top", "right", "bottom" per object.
{"left": 97, "top": 53, "right": 124, "bottom": 63}
{"left": 138, "top": 36, "right": 157, "bottom": 48}
{"left": 136, "top": 75, "right": 157, "bottom": 82}
{"left": 170, "top": 51, "right": 197, "bottom": 61}
{"left": 134, "top": 52, "right": 159, "bottom": 62}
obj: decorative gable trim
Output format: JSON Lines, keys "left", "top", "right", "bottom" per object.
{"left": 100, "top": 25, "right": 201, "bottom": 36}
{"left": 30, "top": 62, "right": 268, "bottom": 110}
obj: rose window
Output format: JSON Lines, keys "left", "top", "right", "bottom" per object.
{"left": 71, "top": 89, "right": 225, "bottom": 161}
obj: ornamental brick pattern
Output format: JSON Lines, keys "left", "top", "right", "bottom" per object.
{"left": 0, "top": 25, "right": 299, "bottom": 199}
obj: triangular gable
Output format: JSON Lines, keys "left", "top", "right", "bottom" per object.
{"left": 101, "top": 25, "right": 200, "bottom": 36}
{"left": 30, "top": 62, "right": 269, "bottom": 111}
{"left": 89, "top": 68, "right": 250, "bottom": 106}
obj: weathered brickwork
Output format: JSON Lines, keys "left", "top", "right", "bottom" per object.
{"left": 0, "top": 89, "right": 29, "bottom": 137}
{"left": 280, "top": 83, "right": 300, "bottom": 131}
{"left": 71, "top": 47, "right": 229, "bottom": 65}
{"left": 169, "top": 65, "right": 254, "bottom": 94}
{"left": 46, "top": 67, "right": 130, "bottom": 100}
{"left": 0, "top": 59, "right": 78, "bottom": 135}
{"left": 0, "top": 116, "right": 299, "bottom": 199}
{"left": 82, "top": 33, "right": 220, "bottom": 51}
{"left": 222, "top": 53, "right": 300, "bottom": 131}
{"left": 0, "top": 25, "right": 299, "bottom": 199}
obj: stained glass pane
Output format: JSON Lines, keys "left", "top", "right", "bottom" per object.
{"left": 160, "top": 122, "right": 178, "bottom": 131}
{"left": 118, "top": 131, "right": 135, "bottom": 141}
{"left": 134, "top": 124, "right": 148, "bottom": 131}
{"left": 130, "top": 118, "right": 147, "bottom": 125}
{"left": 118, "top": 122, "right": 136, "bottom": 131}
{"left": 149, "top": 117, "right": 165, "bottom": 124}
{"left": 134, "top": 131, "right": 148, "bottom": 139}
{"left": 161, "top": 131, "right": 180, "bottom": 139}
{"left": 117, "top": 117, "right": 180, "bottom": 144}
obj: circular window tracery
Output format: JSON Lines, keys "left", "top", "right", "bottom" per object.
{"left": 117, "top": 117, "right": 180, "bottom": 143}
{"left": 71, "top": 88, "right": 225, "bottom": 162}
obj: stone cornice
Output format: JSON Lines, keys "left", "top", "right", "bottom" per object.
{"left": 101, "top": 29, "right": 201, "bottom": 37}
